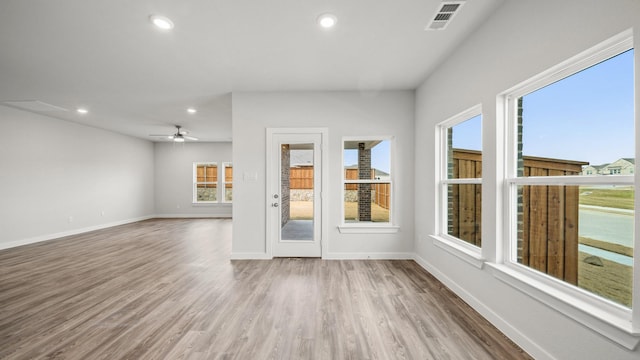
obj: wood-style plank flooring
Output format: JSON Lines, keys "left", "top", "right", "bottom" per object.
{"left": 0, "top": 219, "right": 531, "bottom": 359}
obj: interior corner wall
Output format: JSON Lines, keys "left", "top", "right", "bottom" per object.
{"left": 414, "top": 1, "right": 640, "bottom": 359}
{"left": 154, "top": 142, "right": 232, "bottom": 217}
{"left": 0, "top": 105, "right": 155, "bottom": 249}
{"left": 231, "top": 91, "right": 415, "bottom": 258}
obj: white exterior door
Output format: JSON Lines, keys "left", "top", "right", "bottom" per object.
{"left": 267, "top": 129, "right": 325, "bottom": 257}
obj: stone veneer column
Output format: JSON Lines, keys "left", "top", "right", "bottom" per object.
{"left": 358, "top": 142, "right": 372, "bottom": 222}
{"left": 281, "top": 144, "right": 290, "bottom": 227}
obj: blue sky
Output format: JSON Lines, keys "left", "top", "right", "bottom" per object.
{"left": 452, "top": 114, "right": 482, "bottom": 151}
{"left": 452, "top": 49, "right": 634, "bottom": 166}
{"left": 521, "top": 49, "right": 634, "bottom": 165}
{"left": 345, "top": 49, "right": 634, "bottom": 171}
{"left": 344, "top": 140, "right": 390, "bottom": 173}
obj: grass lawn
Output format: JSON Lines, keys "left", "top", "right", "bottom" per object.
{"left": 579, "top": 186, "right": 634, "bottom": 210}
{"left": 289, "top": 201, "right": 390, "bottom": 222}
{"left": 578, "top": 251, "right": 632, "bottom": 307}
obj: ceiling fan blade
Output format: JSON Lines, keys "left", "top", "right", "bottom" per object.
{"left": 149, "top": 134, "right": 172, "bottom": 137}
{"left": 184, "top": 136, "right": 198, "bottom": 141}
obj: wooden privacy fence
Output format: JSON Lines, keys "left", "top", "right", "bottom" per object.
{"left": 225, "top": 166, "right": 233, "bottom": 188}
{"left": 290, "top": 166, "right": 314, "bottom": 189}
{"left": 196, "top": 165, "right": 233, "bottom": 188}
{"left": 451, "top": 149, "right": 587, "bottom": 285}
{"left": 289, "top": 167, "right": 391, "bottom": 209}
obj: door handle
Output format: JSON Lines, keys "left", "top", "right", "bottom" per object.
{"left": 272, "top": 203, "right": 279, "bottom": 207}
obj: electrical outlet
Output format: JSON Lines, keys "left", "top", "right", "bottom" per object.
{"left": 68, "top": 216, "right": 74, "bottom": 223}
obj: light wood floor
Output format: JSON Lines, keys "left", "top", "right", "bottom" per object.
{"left": 0, "top": 219, "right": 531, "bottom": 359}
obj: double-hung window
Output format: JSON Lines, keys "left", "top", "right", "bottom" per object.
{"left": 223, "top": 162, "right": 233, "bottom": 203}
{"left": 499, "top": 31, "right": 636, "bottom": 343}
{"left": 434, "top": 106, "right": 483, "bottom": 266}
{"left": 341, "top": 138, "right": 395, "bottom": 232}
{"left": 194, "top": 162, "right": 218, "bottom": 203}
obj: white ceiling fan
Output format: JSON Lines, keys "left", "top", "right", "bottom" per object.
{"left": 149, "top": 125, "right": 198, "bottom": 142}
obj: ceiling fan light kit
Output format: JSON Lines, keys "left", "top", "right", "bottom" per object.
{"left": 149, "top": 125, "right": 198, "bottom": 142}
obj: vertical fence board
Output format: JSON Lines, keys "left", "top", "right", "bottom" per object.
{"left": 522, "top": 167, "right": 531, "bottom": 266}
{"left": 528, "top": 167, "right": 549, "bottom": 272}
{"left": 564, "top": 185, "right": 579, "bottom": 285}
{"left": 546, "top": 169, "right": 565, "bottom": 280}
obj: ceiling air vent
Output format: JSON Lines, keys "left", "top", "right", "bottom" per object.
{"left": 426, "top": 1, "right": 466, "bottom": 31}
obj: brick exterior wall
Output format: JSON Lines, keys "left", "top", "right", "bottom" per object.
{"left": 516, "top": 97, "right": 524, "bottom": 263}
{"left": 281, "top": 144, "right": 290, "bottom": 227}
{"left": 358, "top": 142, "right": 372, "bottom": 221}
{"left": 447, "top": 127, "right": 454, "bottom": 235}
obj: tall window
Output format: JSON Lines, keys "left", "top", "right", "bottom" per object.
{"left": 438, "top": 107, "right": 482, "bottom": 249}
{"left": 505, "top": 40, "right": 634, "bottom": 308}
{"left": 194, "top": 163, "right": 217, "bottom": 203}
{"left": 343, "top": 139, "right": 392, "bottom": 224}
{"left": 223, "top": 162, "right": 233, "bottom": 203}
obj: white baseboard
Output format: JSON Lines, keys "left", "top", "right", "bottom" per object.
{"left": 412, "top": 254, "right": 554, "bottom": 360}
{"left": 0, "top": 215, "right": 155, "bottom": 251}
{"left": 154, "top": 214, "right": 232, "bottom": 219}
{"left": 229, "top": 252, "right": 414, "bottom": 260}
{"left": 230, "top": 252, "right": 272, "bottom": 260}
{"left": 323, "top": 252, "right": 414, "bottom": 260}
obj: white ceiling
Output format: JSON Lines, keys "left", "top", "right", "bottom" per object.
{"left": 0, "top": 0, "right": 503, "bottom": 142}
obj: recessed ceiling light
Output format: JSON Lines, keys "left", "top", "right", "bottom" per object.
{"left": 317, "top": 14, "right": 337, "bottom": 29}
{"left": 187, "top": 108, "right": 197, "bottom": 114}
{"left": 76, "top": 108, "right": 88, "bottom": 114}
{"left": 150, "top": 15, "right": 174, "bottom": 30}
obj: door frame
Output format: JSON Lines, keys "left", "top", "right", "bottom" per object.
{"left": 265, "top": 128, "right": 328, "bottom": 258}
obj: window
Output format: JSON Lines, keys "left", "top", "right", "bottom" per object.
{"left": 500, "top": 31, "right": 635, "bottom": 341}
{"left": 194, "top": 162, "right": 217, "bottom": 203}
{"left": 341, "top": 138, "right": 394, "bottom": 229}
{"left": 437, "top": 107, "right": 482, "bottom": 249}
{"left": 223, "top": 162, "right": 233, "bottom": 203}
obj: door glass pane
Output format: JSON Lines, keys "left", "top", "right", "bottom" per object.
{"left": 281, "top": 144, "right": 314, "bottom": 240}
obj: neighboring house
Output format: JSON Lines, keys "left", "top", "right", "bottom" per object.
{"left": 604, "top": 158, "right": 635, "bottom": 175}
{"left": 582, "top": 164, "right": 607, "bottom": 175}
{"left": 582, "top": 158, "right": 635, "bottom": 175}
{"left": 290, "top": 149, "right": 314, "bottom": 167}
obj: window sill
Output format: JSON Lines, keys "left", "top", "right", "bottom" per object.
{"left": 430, "top": 235, "right": 485, "bottom": 269}
{"left": 487, "top": 263, "right": 639, "bottom": 350}
{"left": 191, "top": 202, "right": 232, "bottom": 207}
{"left": 337, "top": 225, "right": 399, "bottom": 234}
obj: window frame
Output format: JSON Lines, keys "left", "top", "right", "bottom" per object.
{"left": 431, "top": 105, "right": 485, "bottom": 268}
{"left": 222, "top": 162, "right": 233, "bottom": 203}
{"left": 338, "top": 136, "right": 398, "bottom": 234}
{"left": 493, "top": 30, "right": 639, "bottom": 348}
{"left": 193, "top": 162, "right": 219, "bottom": 204}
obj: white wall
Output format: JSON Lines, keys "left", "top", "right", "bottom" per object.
{"left": 232, "top": 91, "right": 415, "bottom": 258}
{"left": 0, "top": 105, "right": 155, "bottom": 249}
{"left": 414, "top": 1, "right": 640, "bottom": 359}
{"left": 154, "top": 142, "right": 232, "bottom": 217}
